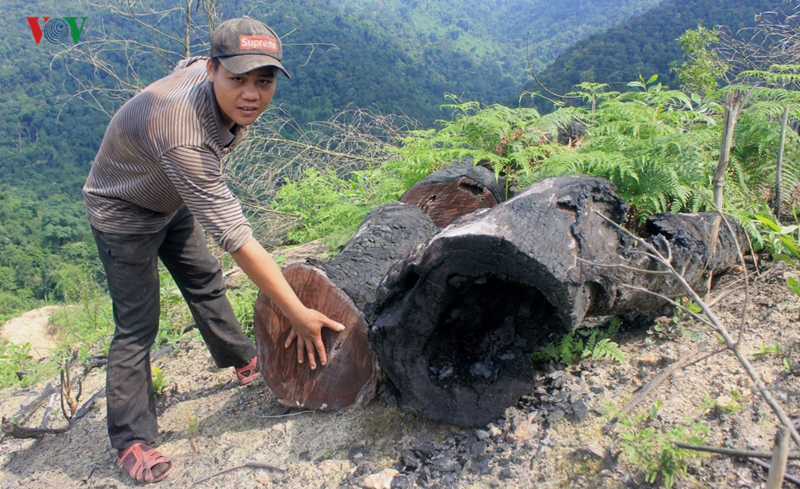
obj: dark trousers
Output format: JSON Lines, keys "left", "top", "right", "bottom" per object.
{"left": 92, "top": 207, "right": 256, "bottom": 449}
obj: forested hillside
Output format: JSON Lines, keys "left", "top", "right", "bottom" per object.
{"left": 524, "top": 0, "right": 786, "bottom": 108}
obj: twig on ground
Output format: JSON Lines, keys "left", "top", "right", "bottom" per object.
{"left": 13, "top": 383, "right": 55, "bottom": 425}
{"left": 71, "top": 387, "right": 106, "bottom": 422}
{"left": 753, "top": 458, "right": 800, "bottom": 487}
{"left": 708, "top": 284, "right": 746, "bottom": 308}
{"left": 192, "top": 460, "right": 287, "bottom": 485}
{"left": 152, "top": 344, "right": 174, "bottom": 361}
{"left": 82, "top": 465, "right": 97, "bottom": 484}
{"left": 605, "top": 342, "right": 713, "bottom": 433}
{"left": 3, "top": 342, "right": 174, "bottom": 440}
{"left": 254, "top": 410, "right": 313, "bottom": 419}
{"left": 39, "top": 392, "right": 57, "bottom": 429}
{"left": 84, "top": 356, "right": 107, "bottom": 371}
{"left": 2, "top": 386, "right": 107, "bottom": 439}
{"left": 1, "top": 418, "right": 69, "bottom": 439}
{"left": 673, "top": 441, "right": 800, "bottom": 460}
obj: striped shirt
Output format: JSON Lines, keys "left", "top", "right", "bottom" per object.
{"left": 83, "top": 57, "right": 253, "bottom": 253}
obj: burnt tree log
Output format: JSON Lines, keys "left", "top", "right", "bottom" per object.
{"left": 254, "top": 203, "right": 438, "bottom": 410}
{"left": 369, "top": 175, "right": 745, "bottom": 426}
{"left": 253, "top": 161, "right": 510, "bottom": 410}
{"left": 400, "top": 159, "right": 506, "bottom": 227}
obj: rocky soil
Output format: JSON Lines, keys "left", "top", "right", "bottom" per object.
{"left": 1, "top": 258, "right": 799, "bottom": 488}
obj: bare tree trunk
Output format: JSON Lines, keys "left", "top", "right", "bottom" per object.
{"left": 399, "top": 159, "right": 506, "bottom": 227}
{"left": 713, "top": 90, "right": 750, "bottom": 211}
{"left": 766, "top": 426, "right": 790, "bottom": 489}
{"left": 184, "top": 0, "right": 193, "bottom": 59}
{"left": 707, "top": 89, "right": 751, "bottom": 296}
{"left": 254, "top": 203, "right": 438, "bottom": 410}
{"left": 775, "top": 104, "right": 789, "bottom": 222}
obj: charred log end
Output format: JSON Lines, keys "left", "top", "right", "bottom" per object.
{"left": 400, "top": 177, "right": 499, "bottom": 227}
{"left": 371, "top": 240, "right": 571, "bottom": 427}
{"left": 254, "top": 263, "right": 378, "bottom": 410}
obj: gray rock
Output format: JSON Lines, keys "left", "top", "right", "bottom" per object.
{"left": 475, "top": 429, "right": 491, "bottom": 441}
{"left": 548, "top": 409, "right": 566, "bottom": 422}
{"left": 573, "top": 400, "right": 589, "bottom": 421}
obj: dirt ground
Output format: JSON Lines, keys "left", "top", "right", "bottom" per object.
{"left": 1, "top": 258, "right": 799, "bottom": 488}
{"left": 0, "top": 306, "right": 60, "bottom": 360}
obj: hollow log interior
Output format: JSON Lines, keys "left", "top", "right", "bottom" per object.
{"left": 425, "top": 275, "right": 558, "bottom": 389}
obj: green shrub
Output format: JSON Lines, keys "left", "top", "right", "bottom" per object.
{"left": 0, "top": 341, "right": 34, "bottom": 388}
{"left": 273, "top": 167, "right": 402, "bottom": 244}
{"left": 617, "top": 401, "right": 710, "bottom": 488}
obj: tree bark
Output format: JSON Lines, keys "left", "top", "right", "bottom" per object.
{"left": 370, "top": 175, "right": 744, "bottom": 426}
{"left": 400, "top": 159, "right": 506, "bottom": 227}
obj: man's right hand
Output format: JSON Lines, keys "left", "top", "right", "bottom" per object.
{"left": 283, "top": 307, "right": 346, "bottom": 370}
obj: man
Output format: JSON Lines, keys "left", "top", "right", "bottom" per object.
{"left": 83, "top": 18, "right": 343, "bottom": 483}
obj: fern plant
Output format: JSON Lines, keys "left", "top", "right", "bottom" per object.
{"left": 541, "top": 80, "right": 722, "bottom": 224}
{"left": 387, "top": 94, "right": 580, "bottom": 197}
{"left": 533, "top": 317, "right": 626, "bottom": 365}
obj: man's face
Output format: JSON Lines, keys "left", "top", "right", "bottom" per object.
{"left": 206, "top": 60, "right": 276, "bottom": 129}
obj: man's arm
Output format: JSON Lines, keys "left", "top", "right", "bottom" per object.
{"left": 231, "top": 237, "right": 345, "bottom": 370}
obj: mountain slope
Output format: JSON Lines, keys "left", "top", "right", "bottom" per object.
{"left": 523, "top": 0, "right": 786, "bottom": 105}
{"left": 253, "top": 0, "right": 664, "bottom": 123}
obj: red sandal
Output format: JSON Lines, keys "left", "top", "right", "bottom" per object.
{"left": 118, "top": 443, "right": 173, "bottom": 483}
{"left": 235, "top": 356, "right": 260, "bottom": 385}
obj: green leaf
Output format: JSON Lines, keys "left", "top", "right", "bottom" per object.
{"left": 754, "top": 214, "right": 782, "bottom": 232}
{"left": 773, "top": 254, "right": 798, "bottom": 266}
{"left": 787, "top": 276, "right": 800, "bottom": 297}
{"left": 779, "top": 235, "right": 800, "bottom": 259}
{"left": 687, "top": 301, "right": 702, "bottom": 314}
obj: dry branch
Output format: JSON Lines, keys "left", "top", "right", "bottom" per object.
{"left": 604, "top": 341, "right": 712, "bottom": 432}
{"left": 0, "top": 420, "right": 69, "bottom": 439}
{"left": 12, "top": 383, "right": 55, "bottom": 425}
{"left": 3, "top": 345, "right": 170, "bottom": 440}
{"left": 39, "top": 393, "right": 57, "bottom": 429}
{"left": 673, "top": 441, "right": 800, "bottom": 460}
{"left": 192, "top": 460, "right": 287, "bottom": 485}
{"left": 595, "top": 211, "right": 800, "bottom": 448}
{"left": 753, "top": 458, "right": 800, "bottom": 487}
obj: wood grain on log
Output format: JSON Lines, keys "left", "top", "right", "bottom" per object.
{"left": 254, "top": 203, "right": 438, "bottom": 410}
{"left": 400, "top": 160, "right": 506, "bottom": 227}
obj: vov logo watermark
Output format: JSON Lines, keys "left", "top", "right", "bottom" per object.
{"left": 25, "top": 17, "right": 87, "bottom": 44}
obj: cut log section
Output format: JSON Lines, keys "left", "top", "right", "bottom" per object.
{"left": 400, "top": 159, "right": 506, "bottom": 227}
{"left": 370, "top": 175, "right": 744, "bottom": 426}
{"left": 254, "top": 203, "right": 438, "bottom": 410}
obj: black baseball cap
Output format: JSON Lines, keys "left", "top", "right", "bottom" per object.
{"left": 210, "top": 17, "right": 290, "bottom": 78}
